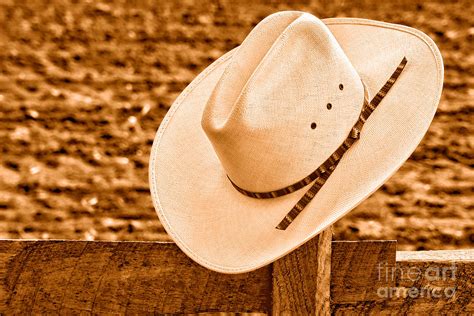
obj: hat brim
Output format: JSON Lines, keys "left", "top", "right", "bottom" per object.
{"left": 149, "top": 18, "right": 443, "bottom": 273}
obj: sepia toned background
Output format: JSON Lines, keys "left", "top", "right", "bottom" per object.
{"left": 0, "top": 0, "right": 472, "bottom": 251}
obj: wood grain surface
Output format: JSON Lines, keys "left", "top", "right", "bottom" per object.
{"left": 272, "top": 227, "right": 333, "bottom": 315}
{"left": 0, "top": 239, "right": 472, "bottom": 314}
{"left": 330, "top": 240, "right": 397, "bottom": 304}
{"left": 332, "top": 248, "right": 474, "bottom": 315}
{"left": 0, "top": 240, "right": 272, "bottom": 314}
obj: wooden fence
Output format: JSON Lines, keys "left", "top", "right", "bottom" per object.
{"left": 0, "top": 228, "right": 472, "bottom": 315}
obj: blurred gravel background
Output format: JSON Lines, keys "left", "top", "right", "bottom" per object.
{"left": 0, "top": 0, "right": 472, "bottom": 250}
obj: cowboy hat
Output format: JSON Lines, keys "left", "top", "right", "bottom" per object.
{"left": 149, "top": 11, "right": 443, "bottom": 273}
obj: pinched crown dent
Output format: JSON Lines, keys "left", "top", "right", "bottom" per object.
{"left": 201, "top": 11, "right": 364, "bottom": 192}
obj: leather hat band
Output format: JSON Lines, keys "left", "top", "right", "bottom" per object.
{"left": 228, "top": 57, "right": 408, "bottom": 230}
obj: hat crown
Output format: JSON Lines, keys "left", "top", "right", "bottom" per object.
{"left": 202, "top": 11, "right": 365, "bottom": 192}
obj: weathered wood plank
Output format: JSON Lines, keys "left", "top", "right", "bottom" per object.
{"left": 272, "top": 227, "right": 333, "bottom": 315}
{"left": 0, "top": 240, "right": 272, "bottom": 314}
{"left": 330, "top": 240, "right": 397, "bottom": 305}
{"left": 0, "top": 239, "right": 472, "bottom": 315}
{"left": 396, "top": 249, "right": 474, "bottom": 261}
{"left": 332, "top": 249, "right": 474, "bottom": 315}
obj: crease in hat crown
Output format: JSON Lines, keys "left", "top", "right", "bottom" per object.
{"left": 201, "top": 11, "right": 366, "bottom": 193}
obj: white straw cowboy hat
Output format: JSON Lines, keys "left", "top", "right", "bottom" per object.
{"left": 150, "top": 11, "right": 443, "bottom": 273}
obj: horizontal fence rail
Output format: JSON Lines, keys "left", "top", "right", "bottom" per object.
{"left": 0, "top": 238, "right": 472, "bottom": 315}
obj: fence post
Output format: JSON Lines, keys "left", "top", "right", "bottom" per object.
{"left": 272, "top": 227, "right": 333, "bottom": 315}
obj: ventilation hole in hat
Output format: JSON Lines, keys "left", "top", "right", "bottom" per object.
{"left": 327, "top": 103, "right": 332, "bottom": 110}
{"left": 311, "top": 122, "right": 317, "bottom": 129}
{"left": 339, "top": 84, "right": 344, "bottom": 90}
